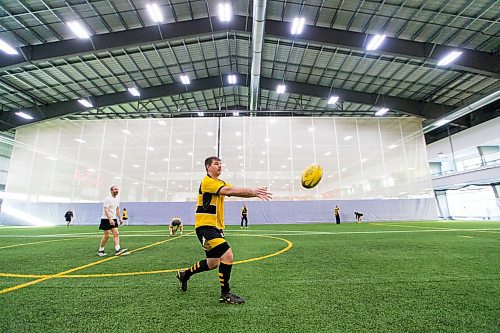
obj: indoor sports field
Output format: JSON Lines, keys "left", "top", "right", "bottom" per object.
{"left": 1, "top": 221, "right": 499, "bottom": 333}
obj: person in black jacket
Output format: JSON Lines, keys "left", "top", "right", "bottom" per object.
{"left": 65, "top": 209, "right": 74, "bottom": 227}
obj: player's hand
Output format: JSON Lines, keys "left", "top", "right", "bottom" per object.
{"left": 109, "top": 219, "right": 115, "bottom": 226}
{"left": 119, "top": 220, "right": 123, "bottom": 225}
{"left": 255, "top": 187, "right": 273, "bottom": 201}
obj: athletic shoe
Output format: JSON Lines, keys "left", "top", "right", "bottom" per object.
{"left": 97, "top": 250, "right": 107, "bottom": 257}
{"left": 219, "top": 292, "right": 245, "bottom": 304}
{"left": 115, "top": 248, "right": 129, "bottom": 256}
{"left": 176, "top": 270, "right": 188, "bottom": 292}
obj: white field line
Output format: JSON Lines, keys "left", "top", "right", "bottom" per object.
{"left": 1, "top": 228, "right": 500, "bottom": 239}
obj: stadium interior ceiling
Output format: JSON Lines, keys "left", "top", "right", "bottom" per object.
{"left": 0, "top": 0, "right": 498, "bottom": 144}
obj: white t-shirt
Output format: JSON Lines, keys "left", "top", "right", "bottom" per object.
{"left": 101, "top": 195, "right": 120, "bottom": 219}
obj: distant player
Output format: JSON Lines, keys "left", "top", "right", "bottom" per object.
{"left": 176, "top": 156, "right": 272, "bottom": 304}
{"left": 64, "top": 209, "right": 74, "bottom": 227}
{"left": 240, "top": 204, "right": 248, "bottom": 228}
{"left": 354, "top": 211, "right": 363, "bottom": 223}
{"left": 169, "top": 217, "right": 183, "bottom": 236}
{"left": 122, "top": 208, "right": 128, "bottom": 226}
{"left": 334, "top": 205, "right": 340, "bottom": 224}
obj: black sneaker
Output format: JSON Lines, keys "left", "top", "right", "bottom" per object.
{"left": 219, "top": 292, "right": 245, "bottom": 304}
{"left": 176, "top": 270, "right": 188, "bottom": 292}
{"left": 115, "top": 248, "right": 129, "bottom": 256}
{"left": 97, "top": 250, "right": 107, "bottom": 257}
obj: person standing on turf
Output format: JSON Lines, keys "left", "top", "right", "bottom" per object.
{"left": 176, "top": 156, "right": 272, "bottom": 304}
{"left": 97, "top": 185, "right": 128, "bottom": 257}
{"left": 64, "top": 209, "right": 74, "bottom": 227}
{"left": 240, "top": 204, "right": 248, "bottom": 228}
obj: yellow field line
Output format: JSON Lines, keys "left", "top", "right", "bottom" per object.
{"left": 0, "top": 233, "right": 293, "bottom": 279}
{"left": 232, "top": 235, "right": 293, "bottom": 265}
{"left": 0, "top": 237, "right": 86, "bottom": 250}
{"left": 0, "top": 233, "right": 192, "bottom": 295}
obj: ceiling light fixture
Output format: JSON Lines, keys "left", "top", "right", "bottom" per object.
{"left": 128, "top": 87, "right": 140, "bottom": 97}
{"left": 0, "top": 39, "right": 18, "bottom": 55}
{"left": 277, "top": 84, "right": 286, "bottom": 94}
{"left": 327, "top": 96, "right": 339, "bottom": 104}
{"left": 146, "top": 3, "right": 163, "bottom": 23}
{"left": 78, "top": 99, "right": 93, "bottom": 108}
{"left": 227, "top": 74, "right": 237, "bottom": 84}
{"left": 218, "top": 3, "right": 232, "bottom": 22}
{"left": 366, "top": 34, "right": 385, "bottom": 51}
{"left": 180, "top": 75, "right": 190, "bottom": 85}
{"left": 15, "top": 112, "right": 33, "bottom": 120}
{"left": 437, "top": 51, "right": 462, "bottom": 66}
{"left": 375, "top": 107, "right": 389, "bottom": 116}
{"left": 67, "top": 21, "right": 91, "bottom": 39}
{"left": 291, "top": 17, "right": 305, "bottom": 35}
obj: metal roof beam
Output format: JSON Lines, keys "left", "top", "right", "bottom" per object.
{"left": 1, "top": 16, "right": 497, "bottom": 77}
{"left": 259, "top": 78, "right": 453, "bottom": 119}
{"left": 2, "top": 74, "right": 454, "bottom": 131}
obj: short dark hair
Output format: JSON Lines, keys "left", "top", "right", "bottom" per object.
{"left": 204, "top": 156, "right": 221, "bottom": 171}
{"left": 110, "top": 185, "right": 118, "bottom": 192}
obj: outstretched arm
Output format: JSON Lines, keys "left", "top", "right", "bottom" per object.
{"left": 219, "top": 186, "right": 272, "bottom": 201}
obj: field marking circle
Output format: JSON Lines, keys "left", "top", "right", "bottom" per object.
{"left": 0, "top": 233, "right": 293, "bottom": 279}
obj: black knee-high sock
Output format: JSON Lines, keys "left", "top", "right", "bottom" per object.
{"left": 218, "top": 262, "right": 232, "bottom": 294}
{"left": 184, "top": 259, "right": 211, "bottom": 279}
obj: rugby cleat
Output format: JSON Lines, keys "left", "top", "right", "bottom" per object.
{"left": 115, "top": 248, "right": 129, "bottom": 256}
{"left": 97, "top": 250, "right": 107, "bottom": 257}
{"left": 219, "top": 292, "right": 245, "bottom": 304}
{"left": 176, "top": 270, "right": 188, "bottom": 292}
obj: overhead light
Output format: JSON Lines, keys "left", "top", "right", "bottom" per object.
{"left": 67, "top": 21, "right": 91, "bottom": 39}
{"left": 74, "top": 138, "right": 86, "bottom": 144}
{"left": 327, "top": 96, "right": 339, "bottom": 104}
{"left": 128, "top": 87, "right": 140, "bottom": 97}
{"left": 15, "top": 112, "right": 33, "bottom": 120}
{"left": 366, "top": 34, "right": 386, "bottom": 51}
{"left": 218, "top": 3, "right": 232, "bottom": 22}
{"left": 78, "top": 99, "right": 93, "bottom": 108}
{"left": 227, "top": 74, "right": 237, "bottom": 84}
{"left": 375, "top": 107, "right": 389, "bottom": 116}
{"left": 158, "top": 120, "right": 166, "bottom": 126}
{"left": 207, "top": 131, "right": 213, "bottom": 136}
{"left": 146, "top": 3, "right": 163, "bottom": 23}
{"left": 233, "top": 112, "right": 239, "bottom": 116}
{"left": 437, "top": 51, "right": 462, "bottom": 66}
{"left": 45, "top": 156, "right": 58, "bottom": 161}
{"left": 0, "top": 39, "right": 18, "bottom": 55}
{"left": 277, "top": 84, "right": 286, "bottom": 94}
{"left": 180, "top": 75, "right": 190, "bottom": 85}
{"left": 176, "top": 139, "right": 183, "bottom": 143}
{"left": 308, "top": 127, "right": 315, "bottom": 132}
{"left": 291, "top": 17, "right": 305, "bottom": 35}
{"left": 388, "top": 144, "right": 398, "bottom": 149}
{"left": 435, "top": 119, "right": 450, "bottom": 127}
{"left": 121, "top": 129, "right": 131, "bottom": 134}
{"left": 197, "top": 112, "right": 204, "bottom": 117}
{"left": 110, "top": 154, "right": 118, "bottom": 158}
{"left": 147, "top": 147, "right": 154, "bottom": 151}
{"left": 344, "top": 135, "right": 353, "bottom": 141}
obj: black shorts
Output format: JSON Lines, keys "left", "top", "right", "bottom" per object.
{"left": 65, "top": 218, "right": 71, "bottom": 222}
{"left": 99, "top": 219, "right": 118, "bottom": 230}
{"left": 195, "top": 226, "right": 230, "bottom": 258}
{"left": 171, "top": 221, "right": 181, "bottom": 227}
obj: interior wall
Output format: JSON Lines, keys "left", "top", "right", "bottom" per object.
{"left": 3, "top": 117, "right": 433, "bottom": 203}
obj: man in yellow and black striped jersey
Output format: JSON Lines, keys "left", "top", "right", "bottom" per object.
{"left": 176, "top": 156, "right": 272, "bottom": 304}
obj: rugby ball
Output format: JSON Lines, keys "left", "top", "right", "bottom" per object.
{"left": 301, "top": 163, "right": 323, "bottom": 189}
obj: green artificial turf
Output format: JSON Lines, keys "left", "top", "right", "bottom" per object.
{"left": 0, "top": 221, "right": 499, "bottom": 333}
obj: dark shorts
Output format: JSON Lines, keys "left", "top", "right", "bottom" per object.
{"left": 99, "top": 219, "right": 118, "bottom": 230}
{"left": 65, "top": 218, "right": 71, "bottom": 222}
{"left": 123, "top": 218, "right": 128, "bottom": 221}
{"left": 195, "top": 226, "right": 230, "bottom": 258}
{"left": 171, "top": 220, "right": 181, "bottom": 227}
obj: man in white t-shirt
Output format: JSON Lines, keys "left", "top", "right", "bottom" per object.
{"left": 97, "top": 185, "right": 128, "bottom": 257}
